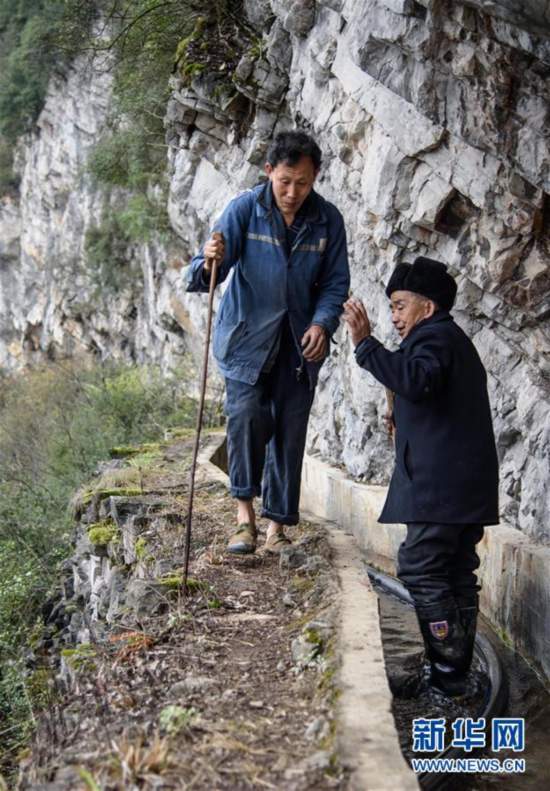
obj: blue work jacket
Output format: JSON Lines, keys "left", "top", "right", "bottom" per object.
{"left": 355, "top": 312, "right": 499, "bottom": 526}
{"left": 186, "top": 182, "right": 350, "bottom": 385}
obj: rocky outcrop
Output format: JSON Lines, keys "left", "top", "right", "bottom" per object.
{"left": 0, "top": 56, "right": 189, "bottom": 373}
{"left": 166, "top": 0, "right": 550, "bottom": 544}
{"left": 0, "top": 1, "right": 548, "bottom": 543}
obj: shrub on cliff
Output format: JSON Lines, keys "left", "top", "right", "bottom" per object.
{"left": 0, "top": 0, "right": 96, "bottom": 143}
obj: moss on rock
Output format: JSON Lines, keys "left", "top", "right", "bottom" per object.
{"left": 61, "top": 643, "right": 97, "bottom": 672}
{"left": 135, "top": 536, "right": 147, "bottom": 560}
{"left": 26, "top": 668, "right": 55, "bottom": 708}
{"left": 87, "top": 520, "right": 119, "bottom": 546}
{"left": 80, "top": 486, "right": 143, "bottom": 507}
{"left": 157, "top": 574, "right": 210, "bottom": 593}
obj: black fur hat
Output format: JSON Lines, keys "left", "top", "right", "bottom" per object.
{"left": 385, "top": 257, "right": 457, "bottom": 311}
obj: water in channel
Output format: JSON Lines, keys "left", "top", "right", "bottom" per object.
{"left": 374, "top": 582, "right": 550, "bottom": 789}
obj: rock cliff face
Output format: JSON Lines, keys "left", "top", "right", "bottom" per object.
{"left": 1, "top": 1, "right": 549, "bottom": 542}
{"left": 0, "top": 56, "right": 188, "bottom": 373}
{"left": 168, "top": 0, "right": 550, "bottom": 544}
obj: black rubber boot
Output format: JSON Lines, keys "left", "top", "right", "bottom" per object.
{"left": 389, "top": 598, "right": 482, "bottom": 700}
{"left": 456, "top": 593, "right": 478, "bottom": 672}
{"left": 416, "top": 599, "right": 468, "bottom": 697}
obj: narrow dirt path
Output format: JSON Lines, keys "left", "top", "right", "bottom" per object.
{"left": 17, "top": 433, "right": 345, "bottom": 790}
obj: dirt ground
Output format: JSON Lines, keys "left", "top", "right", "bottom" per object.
{"left": 16, "top": 433, "right": 345, "bottom": 791}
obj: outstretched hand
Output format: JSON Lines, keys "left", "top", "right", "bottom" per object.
{"left": 343, "top": 298, "right": 371, "bottom": 346}
{"left": 301, "top": 325, "right": 327, "bottom": 362}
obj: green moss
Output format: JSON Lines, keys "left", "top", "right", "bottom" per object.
{"left": 159, "top": 704, "right": 197, "bottom": 735}
{"left": 61, "top": 643, "right": 95, "bottom": 657}
{"left": 61, "top": 644, "right": 97, "bottom": 672}
{"left": 128, "top": 449, "right": 162, "bottom": 469}
{"left": 304, "top": 628, "right": 324, "bottom": 647}
{"left": 81, "top": 487, "right": 143, "bottom": 506}
{"left": 87, "top": 520, "right": 119, "bottom": 547}
{"left": 175, "top": 17, "right": 207, "bottom": 83}
{"left": 135, "top": 537, "right": 147, "bottom": 560}
{"left": 78, "top": 768, "right": 102, "bottom": 791}
{"left": 317, "top": 640, "right": 340, "bottom": 706}
{"left": 181, "top": 62, "right": 205, "bottom": 80}
{"left": 288, "top": 608, "right": 322, "bottom": 632}
{"left": 109, "top": 444, "right": 142, "bottom": 458}
{"left": 110, "top": 441, "right": 165, "bottom": 459}
{"left": 26, "top": 668, "right": 55, "bottom": 709}
{"left": 157, "top": 575, "right": 210, "bottom": 593}
{"left": 496, "top": 627, "right": 514, "bottom": 649}
{"left": 290, "top": 576, "right": 314, "bottom": 594}
{"left": 28, "top": 619, "right": 45, "bottom": 649}
{"left": 318, "top": 718, "right": 337, "bottom": 754}
{"left": 157, "top": 574, "right": 182, "bottom": 591}
{"left": 140, "top": 442, "right": 164, "bottom": 452}
{"left": 186, "top": 577, "right": 211, "bottom": 594}
{"left": 318, "top": 664, "right": 336, "bottom": 692}
{"left": 165, "top": 427, "right": 195, "bottom": 439}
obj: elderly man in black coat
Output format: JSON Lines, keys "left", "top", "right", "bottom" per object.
{"left": 344, "top": 257, "right": 499, "bottom": 698}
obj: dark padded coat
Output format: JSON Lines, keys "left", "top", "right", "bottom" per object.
{"left": 355, "top": 311, "right": 499, "bottom": 525}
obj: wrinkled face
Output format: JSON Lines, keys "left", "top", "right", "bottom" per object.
{"left": 390, "top": 290, "right": 435, "bottom": 339}
{"left": 265, "top": 156, "right": 317, "bottom": 222}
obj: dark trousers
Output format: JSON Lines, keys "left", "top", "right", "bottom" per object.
{"left": 224, "top": 329, "right": 315, "bottom": 526}
{"left": 397, "top": 522, "right": 485, "bottom": 608}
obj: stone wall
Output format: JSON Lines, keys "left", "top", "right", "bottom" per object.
{"left": 166, "top": 0, "right": 550, "bottom": 543}
{"left": 0, "top": 1, "right": 548, "bottom": 542}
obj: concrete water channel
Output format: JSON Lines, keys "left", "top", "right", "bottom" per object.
{"left": 204, "top": 433, "right": 550, "bottom": 788}
{"left": 373, "top": 572, "right": 550, "bottom": 789}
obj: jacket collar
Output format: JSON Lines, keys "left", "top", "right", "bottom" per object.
{"left": 256, "top": 181, "right": 325, "bottom": 224}
{"left": 401, "top": 310, "right": 453, "bottom": 346}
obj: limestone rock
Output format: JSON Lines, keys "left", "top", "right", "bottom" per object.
{"left": 0, "top": 0, "right": 549, "bottom": 547}
{"left": 279, "top": 546, "right": 308, "bottom": 570}
{"left": 170, "top": 675, "right": 214, "bottom": 696}
{"left": 272, "top": 0, "right": 316, "bottom": 37}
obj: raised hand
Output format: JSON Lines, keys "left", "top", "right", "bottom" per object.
{"left": 343, "top": 297, "right": 371, "bottom": 346}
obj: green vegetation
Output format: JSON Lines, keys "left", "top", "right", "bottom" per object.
{"left": 159, "top": 704, "right": 197, "bottom": 735}
{"left": 83, "top": 0, "right": 251, "bottom": 250}
{"left": 78, "top": 767, "right": 102, "bottom": 791}
{"left": 0, "top": 139, "right": 19, "bottom": 194}
{"left": 84, "top": 2, "right": 205, "bottom": 248}
{"left": 0, "top": 0, "right": 96, "bottom": 191}
{"left": 61, "top": 643, "right": 97, "bottom": 672}
{"left": 0, "top": 359, "right": 199, "bottom": 776}
{"left": 135, "top": 537, "right": 148, "bottom": 561}
{"left": 128, "top": 447, "right": 163, "bottom": 469}
{"left": 83, "top": 212, "right": 133, "bottom": 294}
{"left": 79, "top": 486, "right": 143, "bottom": 507}
{"left": 0, "top": 0, "right": 253, "bottom": 277}
{"left": 0, "top": 0, "right": 94, "bottom": 141}
{"left": 157, "top": 575, "right": 209, "bottom": 592}
{"left": 87, "top": 520, "right": 119, "bottom": 547}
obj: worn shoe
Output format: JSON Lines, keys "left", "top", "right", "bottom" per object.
{"left": 264, "top": 532, "right": 291, "bottom": 554}
{"left": 227, "top": 523, "right": 257, "bottom": 554}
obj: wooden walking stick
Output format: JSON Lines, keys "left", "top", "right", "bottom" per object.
{"left": 182, "top": 231, "right": 223, "bottom": 593}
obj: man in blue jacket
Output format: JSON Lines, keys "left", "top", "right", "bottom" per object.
{"left": 344, "top": 258, "right": 499, "bottom": 698}
{"left": 187, "top": 131, "right": 350, "bottom": 555}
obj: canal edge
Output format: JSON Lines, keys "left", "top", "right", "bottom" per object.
{"left": 322, "top": 522, "right": 419, "bottom": 790}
